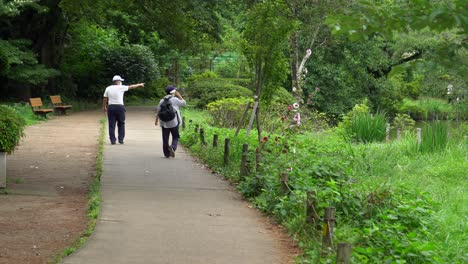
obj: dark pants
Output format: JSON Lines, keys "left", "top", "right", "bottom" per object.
{"left": 162, "top": 126, "right": 180, "bottom": 157}
{"left": 107, "top": 105, "right": 126, "bottom": 143}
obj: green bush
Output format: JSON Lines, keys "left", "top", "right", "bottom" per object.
{"left": 270, "top": 86, "right": 295, "bottom": 105}
{"left": 392, "top": 113, "right": 415, "bottom": 133}
{"left": 188, "top": 71, "right": 218, "bottom": 82}
{"left": 101, "top": 44, "right": 159, "bottom": 84}
{"left": 206, "top": 97, "right": 253, "bottom": 128}
{"left": 186, "top": 78, "right": 253, "bottom": 108}
{"left": 220, "top": 78, "right": 252, "bottom": 89}
{"left": 0, "top": 105, "right": 26, "bottom": 153}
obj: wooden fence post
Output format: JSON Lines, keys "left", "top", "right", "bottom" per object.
{"left": 385, "top": 123, "right": 390, "bottom": 141}
{"left": 240, "top": 143, "right": 249, "bottom": 177}
{"left": 306, "top": 191, "right": 319, "bottom": 227}
{"left": 255, "top": 147, "right": 262, "bottom": 172}
{"left": 416, "top": 128, "right": 422, "bottom": 145}
{"left": 336, "top": 243, "right": 352, "bottom": 264}
{"left": 213, "top": 134, "right": 219, "bottom": 147}
{"left": 224, "top": 138, "right": 230, "bottom": 166}
{"left": 280, "top": 173, "right": 289, "bottom": 194}
{"left": 182, "top": 116, "right": 186, "bottom": 130}
{"left": 321, "top": 207, "right": 336, "bottom": 256}
{"left": 397, "top": 128, "right": 401, "bottom": 140}
{"left": 200, "top": 128, "right": 206, "bottom": 145}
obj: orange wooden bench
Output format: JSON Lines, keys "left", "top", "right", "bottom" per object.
{"left": 50, "top": 95, "right": 72, "bottom": 115}
{"left": 29, "top": 98, "right": 53, "bottom": 117}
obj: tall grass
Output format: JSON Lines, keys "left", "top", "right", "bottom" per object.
{"left": 420, "top": 121, "right": 448, "bottom": 153}
{"left": 399, "top": 97, "right": 455, "bottom": 120}
{"left": 353, "top": 136, "right": 467, "bottom": 263}
{"left": 347, "top": 111, "right": 387, "bottom": 143}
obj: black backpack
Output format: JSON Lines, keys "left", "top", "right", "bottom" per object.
{"left": 158, "top": 97, "right": 177, "bottom": 121}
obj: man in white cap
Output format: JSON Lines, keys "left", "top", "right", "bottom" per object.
{"left": 103, "top": 75, "right": 144, "bottom": 144}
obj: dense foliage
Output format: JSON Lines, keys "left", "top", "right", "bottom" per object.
{"left": 1, "top": 0, "right": 466, "bottom": 262}
{"left": 0, "top": 105, "right": 26, "bottom": 153}
{"left": 181, "top": 107, "right": 467, "bottom": 263}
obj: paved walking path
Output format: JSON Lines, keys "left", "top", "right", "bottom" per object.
{"left": 63, "top": 106, "right": 292, "bottom": 264}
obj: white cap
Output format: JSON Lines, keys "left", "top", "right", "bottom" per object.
{"left": 112, "top": 75, "right": 124, "bottom": 82}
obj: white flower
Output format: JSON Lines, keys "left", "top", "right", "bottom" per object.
{"left": 306, "top": 49, "right": 312, "bottom": 56}
{"left": 293, "top": 102, "right": 300, "bottom": 109}
{"left": 292, "top": 87, "right": 297, "bottom": 92}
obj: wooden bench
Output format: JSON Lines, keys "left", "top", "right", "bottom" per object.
{"left": 29, "top": 98, "right": 53, "bottom": 118}
{"left": 50, "top": 95, "right": 72, "bottom": 115}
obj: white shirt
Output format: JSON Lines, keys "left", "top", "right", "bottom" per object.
{"left": 157, "top": 95, "right": 187, "bottom": 128}
{"left": 103, "top": 85, "right": 129, "bottom": 105}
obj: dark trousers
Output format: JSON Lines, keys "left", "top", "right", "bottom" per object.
{"left": 162, "top": 126, "right": 180, "bottom": 157}
{"left": 107, "top": 105, "right": 126, "bottom": 143}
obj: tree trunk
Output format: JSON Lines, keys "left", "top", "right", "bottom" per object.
{"left": 290, "top": 31, "right": 299, "bottom": 91}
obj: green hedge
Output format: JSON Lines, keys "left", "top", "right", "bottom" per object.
{"left": 0, "top": 105, "right": 26, "bottom": 153}
{"left": 206, "top": 97, "right": 253, "bottom": 128}
{"left": 186, "top": 78, "right": 253, "bottom": 108}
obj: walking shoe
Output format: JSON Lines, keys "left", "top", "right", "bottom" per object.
{"left": 168, "top": 146, "right": 175, "bottom": 158}
{"left": 111, "top": 141, "right": 116, "bottom": 145}
{"left": 119, "top": 141, "right": 124, "bottom": 144}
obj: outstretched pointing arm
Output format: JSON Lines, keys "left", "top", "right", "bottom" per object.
{"left": 128, "top": 83, "right": 145, "bottom": 90}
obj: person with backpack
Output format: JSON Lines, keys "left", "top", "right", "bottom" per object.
{"left": 155, "top": 85, "right": 186, "bottom": 158}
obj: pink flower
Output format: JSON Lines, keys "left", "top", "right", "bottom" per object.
{"left": 293, "top": 113, "right": 301, "bottom": 125}
{"left": 308, "top": 93, "right": 313, "bottom": 98}
{"left": 262, "top": 136, "right": 268, "bottom": 142}
{"left": 281, "top": 116, "right": 286, "bottom": 122}
{"left": 287, "top": 105, "right": 292, "bottom": 111}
